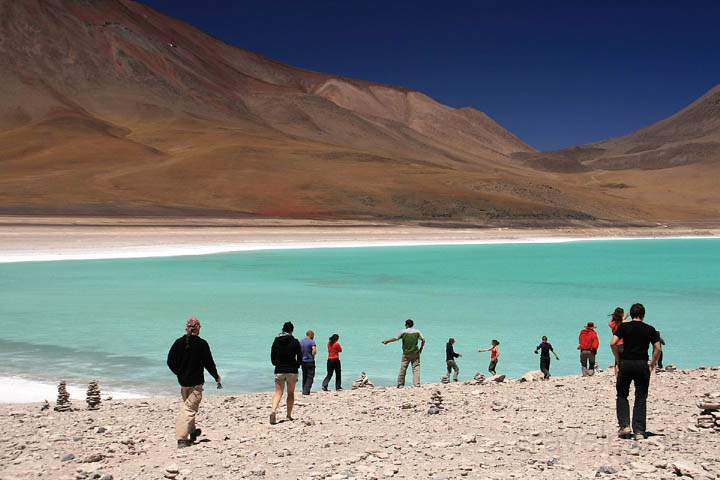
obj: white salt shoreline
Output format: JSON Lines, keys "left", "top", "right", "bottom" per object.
{"left": 0, "top": 234, "right": 717, "bottom": 264}
{"left": 0, "top": 376, "right": 145, "bottom": 404}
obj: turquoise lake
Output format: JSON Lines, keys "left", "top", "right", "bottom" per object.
{"left": 1, "top": 238, "right": 718, "bottom": 397}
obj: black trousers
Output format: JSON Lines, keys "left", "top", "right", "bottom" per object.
{"left": 540, "top": 357, "right": 551, "bottom": 378}
{"left": 488, "top": 359, "right": 498, "bottom": 375}
{"left": 322, "top": 359, "right": 341, "bottom": 390}
{"left": 301, "top": 362, "right": 315, "bottom": 395}
{"left": 616, "top": 359, "right": 651, "bottom": 434}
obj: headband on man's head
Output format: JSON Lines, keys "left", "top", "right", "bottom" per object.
{"left": 185, "top": 317, "right": 201, "bottom": 335}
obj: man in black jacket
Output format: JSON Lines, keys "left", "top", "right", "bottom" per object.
{"left": 270, "top": 321, "right": 302, "bottom": 425}
{"left": 167, "top": 317, "right": 222, "bottom": 448}
{"left": 445, "top": 338, "right": 461, "bottom": 382}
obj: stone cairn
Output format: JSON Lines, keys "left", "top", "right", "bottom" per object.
{"left": 464, "top": 372, "right": 486, "bottom": 386}
{"left": 86, "top": 380, "right": 101, "bottom": 410}
{"left": 351, "top": 372, "right": 374, "bottom": 389}
{"left": 440, "top": 374, "right": 450, "bottom": 384}
{"left": 54, "top": 381, "right": 72, "bottom": 412}
{"left": 696, "top": 392, "right": 720, "bottom": 431}
{"left": 427, "top": 389, "right": 445, "bottom": 415}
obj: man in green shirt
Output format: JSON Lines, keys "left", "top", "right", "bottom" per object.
{"left": 383, "top": 319, "right": 426, "bottom": 387}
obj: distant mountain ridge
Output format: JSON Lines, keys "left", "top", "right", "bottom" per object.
{"left": 0, "top": 0, "right": 718, "bottom": 225}
{"left": 514, "top": 84, "right": 720, "bottom": 172}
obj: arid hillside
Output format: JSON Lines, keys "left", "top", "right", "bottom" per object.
{"left": 0, "top": 0, "right": 718, "bottom": 225}
{"left": 513, "top": 84, "right": 720, "bottom": 224}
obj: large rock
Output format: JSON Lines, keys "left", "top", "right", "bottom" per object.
{"left": 672, "top": 460, "right": 705, "bottom": 478}
{"left": 519, "top": 371, "right": 545, "bottom": 382}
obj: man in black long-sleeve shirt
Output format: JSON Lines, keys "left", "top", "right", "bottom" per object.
{"left": 167, "top": 317, "right": 222, "bottom": 448}
{"left": 269, "top": 321, "right": 302, "bottom": 424}
{"left": 445, "top": 338, "right": 461, "bottom": 382}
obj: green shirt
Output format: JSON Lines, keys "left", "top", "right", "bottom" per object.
{"left": 398, "top": 328, "right": 424, "bottom": 354}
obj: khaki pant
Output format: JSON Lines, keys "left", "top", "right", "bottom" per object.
{"left": 175, "top": 385, "right": 203, "bottom": 440}
{"left": 398, "top": 353, "right": 420, "bottom": 387}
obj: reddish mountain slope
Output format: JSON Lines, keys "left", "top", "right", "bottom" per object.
{"left": 0, "top": 0, "right": 717, "bottom": 224}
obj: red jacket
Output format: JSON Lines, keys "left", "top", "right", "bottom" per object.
{"left": 328, "top": 341, "right": 342, "bottom": 360}
{"left": 578, "top": 328, "right": 599, "bottom": 351}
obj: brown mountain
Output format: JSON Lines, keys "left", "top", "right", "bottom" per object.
{"left": 0, "top": 0, "right": 717, "bottom": 225}
{"left": 516, "top": 84, "right": 720, "bottom": 172}
{"left": 512, "top": 84, "right": 720, "bottom": 223}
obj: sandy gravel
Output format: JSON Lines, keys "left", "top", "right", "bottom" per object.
{"left": 1, "top": 368, "right": 718, "bottom": 480}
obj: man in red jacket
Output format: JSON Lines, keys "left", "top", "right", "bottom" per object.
{"left": 578, "top": 322, "right": 600, "bottom": 376}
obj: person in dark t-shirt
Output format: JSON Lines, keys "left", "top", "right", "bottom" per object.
{"left": 610, "top": 303, "right": 662, "bottom": 440}
{"left": 534, "top": 336, "right": 560, "bottom": 379}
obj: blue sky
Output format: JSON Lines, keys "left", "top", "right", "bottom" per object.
{"left": 142, "top": 1, "right": 720, "bottom": 150}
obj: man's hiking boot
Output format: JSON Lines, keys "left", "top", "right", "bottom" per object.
{"left": 618, "top": 426, "right": 632, "bottom": 439}
{"left": 190, "top": 428, "right": 202, "bottom": 443}
{"left": 177, "top": 439, "right": 192, "bottom": 448}
{"left": 634, "top": 432, "right": 645, "bottom": 441}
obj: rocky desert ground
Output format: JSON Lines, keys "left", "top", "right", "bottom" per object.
{"left": 1, "top": 367, "right": 719, "bottom": 480}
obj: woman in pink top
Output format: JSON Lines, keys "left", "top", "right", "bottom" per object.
{"left": 479, "top": 339, "right": 500, "bottom": 375}
{"left": 322, "top": 334, "right": 343, "bottom": 391}
{"left": 608, "top": 307, "right": 627, "bottom": 351}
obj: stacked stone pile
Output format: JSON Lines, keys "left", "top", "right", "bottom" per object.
{"left": 351, "top": 372, "right": 374, "bottom": 389}
{"left": 464, "top": 373, "right": 486, "bottom": 385}
{"left": 440, "top": 374, "right": 450, "bottom": 384}
{"left": 427, "top": 390, "right": 444, "bottom": 415}
{"left": 696, "top": 392, "right": 720, "bottom": 431}
{"left": 54, "top": 381, "right": 72, "bottom": 412}
{"left": 86, "top": 380, "right": 101, "bottom": 410}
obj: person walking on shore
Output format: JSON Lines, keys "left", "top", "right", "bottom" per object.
{"left": 446, "top": 338, "right": 461, "bottom": 382}
{"left": 270, "top": 321, "right": 302, "bottom": 425}
{"left": 479, "top": 340, "right": 500, "bottom": 375}
{"left": 656, "top": 331, "right": 666, "bottom": 369}
{"left": 322, "top": 333, "right": 343, "bottom": 391}
{"left": 167, "top": 317, "right": 222, "bottom": 448}
{"left": 534, "top": 336, "right": 559, "bottom": 379}
{"left": 300, "top": 330, "right": 317, "bottom": 395}
{"left": 383, "top": 319, "right": 425, "bottom": 388}
{"left": 611, "top": 303, "right": 662, "bottom": 440}
{"left": 578, "top": 322, "right": 599, "bottom": 376}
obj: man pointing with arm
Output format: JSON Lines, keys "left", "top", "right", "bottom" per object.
{"left": 383, "top": 318, "right": 425, "bottom": 388}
